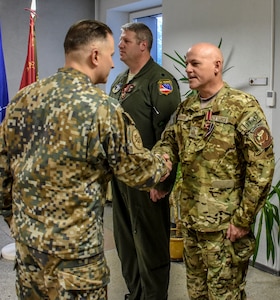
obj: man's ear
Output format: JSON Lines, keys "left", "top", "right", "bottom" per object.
{"left": 140, "top": 40, "right": 147, "bottom": 51}
{"left": 91, "top": 48, "right": 99, "bottom": 66}
{"left": 214, "top": 60, "right": 222, "bottom": 74}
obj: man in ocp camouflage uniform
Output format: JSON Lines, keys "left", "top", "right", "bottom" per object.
{"left": 0, "top": 20, "right": 172, "bottom": 300}
{"left": 151, "top": 42, "right": 275, "bottom": 299}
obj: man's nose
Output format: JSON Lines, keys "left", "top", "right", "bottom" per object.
{"left": 185, "top": 64, "right": 191, "bottom": 74}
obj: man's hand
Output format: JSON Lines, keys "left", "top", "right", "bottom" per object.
{"left": 226, "top": 223, "right": 250, "bottom": 242}
{"left": 150, "top": 189, "right": 169, "bottom": 202}
{"left": 160, "top": 153, "right": 172, "bottom": 182}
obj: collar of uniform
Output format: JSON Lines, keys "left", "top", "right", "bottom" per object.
{"left": 210, "top": 82, "right": 229, "bottom": 113}
{"left": 126, "top": 57, "right": 155, "bottom": 82}
{"left": 185, "top": 82, "right": 228, "bottom": 113}
{"left": 58, "top": 67, "right": 92, "bottom": 84}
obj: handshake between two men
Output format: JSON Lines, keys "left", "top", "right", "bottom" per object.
{"left": 150, "top": 153, "right": 173, "bottom": 202}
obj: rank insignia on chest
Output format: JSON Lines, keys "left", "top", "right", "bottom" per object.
{"left": 158, "top": 79, "right": 173, "bottom": 95}
{"left": 112, "top": 83, "right": 122, "bottom": 94}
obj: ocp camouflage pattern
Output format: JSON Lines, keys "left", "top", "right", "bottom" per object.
{"left": 153, "top": 82, "right": 275, "bottom": 231}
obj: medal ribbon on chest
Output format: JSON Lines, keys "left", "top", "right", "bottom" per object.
{"left": 204, "top": 110, "right": 215, "bottom": 138}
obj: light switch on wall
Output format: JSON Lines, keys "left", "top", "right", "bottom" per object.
{"left": 249, "top": 77, "right": 268, "bottom": 86}
{"left": 266, "top": 90, "right": 275, "bottom": 107}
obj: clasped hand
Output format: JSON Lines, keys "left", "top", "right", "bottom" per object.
{"left": 160, "top": 153, "right": 172, "bottom": 182}
{"left": 226, "top": 223, "right": 250, "bottom": 242}
{"left": 150, "top": 154, "right": 172, "bottom": 202}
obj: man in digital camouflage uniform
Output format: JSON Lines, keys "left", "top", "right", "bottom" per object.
{"left": 151, "top": 42, "right": 275, "bottom": 299}
{"left": 110, "top": 22, "right": 180, "bottom": 300}
{"left": 0, "top": 20, "right": 172, "bottom": 300}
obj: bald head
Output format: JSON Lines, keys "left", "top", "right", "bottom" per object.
{"left": 185, "top": 42, "right": 224, "bottom": 96}
{"left": 187, "top": 42, "right": 223, "bottom": 65}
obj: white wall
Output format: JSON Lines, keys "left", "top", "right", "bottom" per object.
{"left": 163, "top": 0, "right": 272, "bottom": 119}
{"left": 273, "top": 0, "right": 280, "bottom": 166}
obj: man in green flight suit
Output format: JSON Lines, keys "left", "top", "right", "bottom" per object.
{"left": 110, "top": 22, "right": 181, "bottom": 300}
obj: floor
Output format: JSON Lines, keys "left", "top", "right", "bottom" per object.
{"left": 1, "top": 205, "right": 280, "bottom": 300}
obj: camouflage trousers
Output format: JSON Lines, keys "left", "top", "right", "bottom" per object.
{"left": 182, "top": 227, "right": 255, "bottom": 300}
{"left": 15, "top": 241, "right": 109, "bottom": 300}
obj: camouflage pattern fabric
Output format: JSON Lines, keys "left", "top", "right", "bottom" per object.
{"left": 153, "top": 82, "right": 274, "bottom": 231}
{"left": 153, "top": 82, "right": 275, "bottom": 299}
{"left": 15, "top": 241, "right": 108, "bottom": 300}
{"left": 182, "top": 228, "right": 251, "bottom": 300}
{"left": 0, "top": 67, "right": 168, "bottom": 263}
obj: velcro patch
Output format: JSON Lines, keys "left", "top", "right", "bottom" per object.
{"left": 127, "top": 125, "right": 144, "bottom": 153}
{"left": 158, "top": 79, "right": 173, "bottom": 95}
{"left": 177, "top": 113, "right": 190, "bottom": 121}
{"left": 211, "top": 115, "right": 229, "bottom": 124}
{"left": 253, "top": 126, "right": 272, "bottom": 149}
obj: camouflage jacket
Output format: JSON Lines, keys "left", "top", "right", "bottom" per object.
{"left": 153, "top": 82, "right": 275, "bottom": 231}
{"left": 0, "top": 68, "right": 168, "bottom": 259}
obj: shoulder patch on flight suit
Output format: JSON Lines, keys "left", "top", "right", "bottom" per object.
{"left": 158, "top": 79, "right": 173, "bottom": 95}
{"left": 253, "top": 126, "right": 272, "bottom": 149}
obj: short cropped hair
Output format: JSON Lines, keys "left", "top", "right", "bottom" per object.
{"left": 121, "top": 22, "right": 153, "bottom": 52}
{"left": 64, "top": 19, "right": 113, "bottom": 54}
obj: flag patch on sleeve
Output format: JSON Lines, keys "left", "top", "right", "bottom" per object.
{"left": 158, "top": 79, "right": 173, "bottom": 95}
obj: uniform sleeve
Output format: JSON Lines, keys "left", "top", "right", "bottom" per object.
{"left": 151, "top": 100, "right": 181, "bottom": 162}
{"left": 91, "top": 102, "right": 169, "bottom": 191}
{"left": 231, "top": 102, "right": 275, "bottom": 228}
{"left": 0, "top": 120, "right": 13, "bottom": 226}
{"left": 150, "top": 77, "right": 181, "bottom": 141}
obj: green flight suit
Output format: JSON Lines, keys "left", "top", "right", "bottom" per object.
{"left": 110, "top": 58, "right": 181, "bottom": 299}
